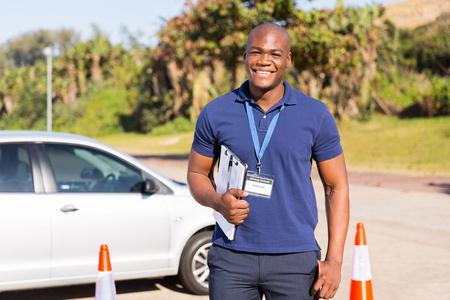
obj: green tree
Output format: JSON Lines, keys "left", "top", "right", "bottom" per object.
{"left": 154, "top": 0, "right": 300, "bottom": 122}
{"left": 396, "top": 12, "right": 450, "bottom": 76}
{"left": 2, "top": 29, "right": 79, "bottom": 67}
{"left": 0, "top": 63, "right": 47, "bottom": 130}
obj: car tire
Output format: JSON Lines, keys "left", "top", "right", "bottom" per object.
{"left": 178, "top": 230, "right": 213, "bottom": 295}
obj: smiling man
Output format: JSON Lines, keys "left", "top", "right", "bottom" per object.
{"left": 187, "top": 23, "right": 349, "bottom": 300}
{"left": 244, "top": 24, "right": 291, "bottom": 109}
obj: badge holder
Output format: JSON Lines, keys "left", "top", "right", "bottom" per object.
{"left": 244, "top": 171, "right": 274, "bottom": 199}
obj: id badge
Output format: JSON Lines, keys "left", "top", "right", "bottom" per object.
{"left": 244, "top": 171, "right": 274, "bottom": 199}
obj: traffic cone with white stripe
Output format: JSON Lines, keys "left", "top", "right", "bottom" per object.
{"left": 349, "top": 223, "right": 374, "bottom": 300}
{"left": 95, "top": 244, "right": 117, "bottom": 300}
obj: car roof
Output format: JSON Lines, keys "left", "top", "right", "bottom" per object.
{"left": 0, "top": 130, "right": 131, "bottom": 168}
{"left": 0, "top": 130, "right": 138, "bottom": 165}
{"left": 0, "top": 130, "right": 99, "bottom": 144}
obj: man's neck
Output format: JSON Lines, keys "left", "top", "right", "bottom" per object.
{"left": 249, "top": 83, "right": 285, "bottom": 112}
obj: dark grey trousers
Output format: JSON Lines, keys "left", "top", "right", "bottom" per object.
{"left": 208, "top": 245, "right": 320, "bottom": 300}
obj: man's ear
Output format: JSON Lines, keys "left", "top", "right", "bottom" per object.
{"left": 286, "top": 52, "right": 292, "bottom": 68}
{"left": 243, "top": 50, "right": 247, "bottom": 62}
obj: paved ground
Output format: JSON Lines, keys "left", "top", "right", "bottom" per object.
{"left": 2, "top": 157, "right": 449, "bottom": 300}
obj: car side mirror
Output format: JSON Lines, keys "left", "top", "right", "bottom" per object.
{"left": 143, "top": 178, "right": 159, "bottom": 195}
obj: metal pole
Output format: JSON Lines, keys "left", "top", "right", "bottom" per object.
{"left": 44, "top": 47, "right": 52, "bottom": 132}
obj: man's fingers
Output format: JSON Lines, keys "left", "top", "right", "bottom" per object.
{"left": 311, "top": 260, "right": 340, "bottom": 299}
{"left": 225, "top": 204, "right": 249, "bottom": 225}
{"left": 228, "top": 188, "right": 249, "bottom": 199}
{"left": 310, "top": 280, "right": 323, "bottom": 297}
{"left": 218, "top": 189, "right": 250, "bottom": 225}
{"left": 311, "top": 260, "right": 325, "bottom": 297}
{"left": 226, "top": 189, "right": 249, "bottom": 210}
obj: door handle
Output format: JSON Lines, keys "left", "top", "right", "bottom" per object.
{"left": 60, "top": 205, "right": 79, "bottom": 213}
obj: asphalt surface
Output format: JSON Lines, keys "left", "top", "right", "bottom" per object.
{"left": 2, "top": 158, "right": 449, "bottom": 300}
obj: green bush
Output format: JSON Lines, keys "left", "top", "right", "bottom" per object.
{"left": 425, "top": 77, "right": 449, "bottom": 116}
{"left": 52, "top": 100, "right": 84, "bottom": 132}
{"left": 378, "top": 70, "right": 430, "bottom": 108}
{"left": 65, "top": 87, "right": 137, "bottom": 137}
{"left": 0, "top": 79, "right": 47, "bottom": 130}
{"left": 138, "top": 103, "right": 165, "bottom": 134}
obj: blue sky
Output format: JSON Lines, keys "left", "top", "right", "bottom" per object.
{"left": 0, "top": 0, "right": 401, "bottom": 47}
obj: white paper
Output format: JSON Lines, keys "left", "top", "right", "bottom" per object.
{"left": 213, "top": 145, "right": 247, "bottom": 241}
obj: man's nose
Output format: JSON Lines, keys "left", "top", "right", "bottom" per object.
{"left": 257, "top": 54, "right": 271, "bottom": 65}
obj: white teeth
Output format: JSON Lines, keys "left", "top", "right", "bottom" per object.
{"left": 256, "top": 71, "right": 271, "bottom": 74}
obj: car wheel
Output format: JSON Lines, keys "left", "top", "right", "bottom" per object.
{"left": 178, "top": 231, "right": 212, "bottom": 295}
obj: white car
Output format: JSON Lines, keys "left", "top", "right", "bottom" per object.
{"left": 0, "top": 131, "right": 214, "bottom": 295}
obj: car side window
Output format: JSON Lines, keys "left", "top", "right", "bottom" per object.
{"left": 44, "top": 143, "right": 146, "bottom": 193}
{"left": 0, "top": 144, "right": 34, "bottom": 192}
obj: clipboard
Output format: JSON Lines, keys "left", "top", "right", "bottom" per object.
{"left": 213, "top": 144, "right": 248, "bottom": 240}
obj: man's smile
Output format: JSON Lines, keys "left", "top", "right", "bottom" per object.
{"left": 252, "top": 69, "right": 275, "bottom": 75}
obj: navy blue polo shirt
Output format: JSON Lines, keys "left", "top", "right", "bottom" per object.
{"left": 192, "top": 80, "right": 343, "bottom": 253}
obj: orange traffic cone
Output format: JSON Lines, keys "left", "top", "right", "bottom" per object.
{"left": 349, "top": 223, "right": 374, "bottom": 300}
{"left": 95, "top": 244, "right": 117, "bottom": 300}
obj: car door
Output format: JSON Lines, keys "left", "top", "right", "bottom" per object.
{"left": 40, "top": 143, "right": 171, "bottom": 279}
{"left": 0, "top": 143, "right": 52, "bottom": 286}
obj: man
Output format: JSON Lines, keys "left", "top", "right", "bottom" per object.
{"left": 187, "top": 23, "right": 349, "bottom": 300}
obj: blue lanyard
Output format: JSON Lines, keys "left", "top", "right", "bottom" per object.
{"left": 245, "top": 101, "right": 284, "bottom": 173}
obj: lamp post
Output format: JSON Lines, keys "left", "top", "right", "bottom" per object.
{"left": 43, "top": 47, "right": 52, "bottom": 132}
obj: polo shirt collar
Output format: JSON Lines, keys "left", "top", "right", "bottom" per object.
{"left": 236, "top": 80, "right": 297, "bottom": 108}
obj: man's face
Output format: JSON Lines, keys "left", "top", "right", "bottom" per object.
{"left": 243, "top": 26, "right": 291, "bottom": 95}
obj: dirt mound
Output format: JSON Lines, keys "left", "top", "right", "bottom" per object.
{"left": 382, "top": 0, "right": 450, "bottom": 28}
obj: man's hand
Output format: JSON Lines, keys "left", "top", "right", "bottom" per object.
{"left": 188, "top": 149, "right": 250, "bottom": 225}
{"left": 310, "top": 259, "right": 342, "bottom": 299}
{"left": 217, "top": 188, "right": 249, "bottom": 225}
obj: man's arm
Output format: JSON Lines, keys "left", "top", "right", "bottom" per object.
{"left": 187, "top": 148, "right": 249, "bottom": 225}
{"left": 310, "top": 153, "right": 350, "bottom": 299}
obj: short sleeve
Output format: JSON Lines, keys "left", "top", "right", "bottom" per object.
{"left": 192, "top": 106, "right": 219, "bottom": 158}
{"left": 312, "top": 110, "right": 343, "bottom": 162}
